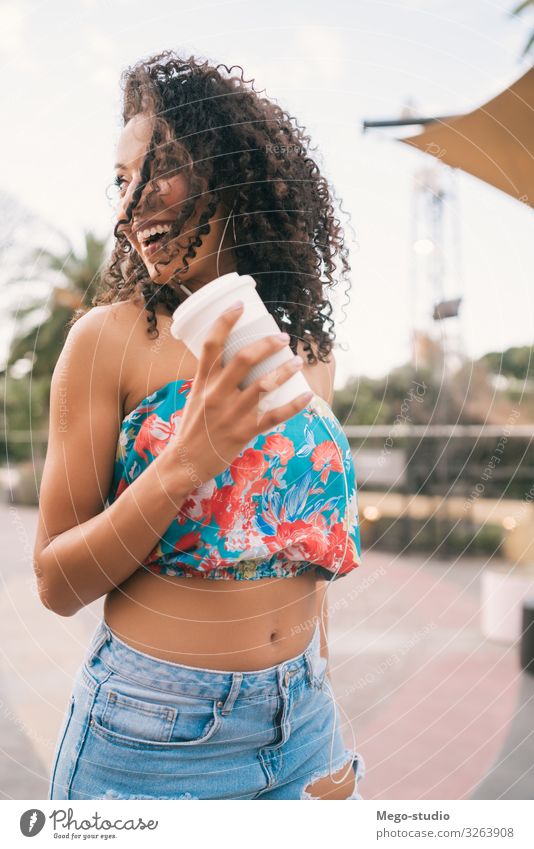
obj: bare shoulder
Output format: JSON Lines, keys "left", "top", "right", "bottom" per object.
{"left": 296, "top": 337, "right": 336, "bottom": 405}
{"left": 51, "top": 302, "right": 140, "bottom": 411}
{"left": 65, "top": 301, "right": 133, "bottom": 344}
{"left": 96, "top": 298, "right": 170, "bottom": 345}
{"left": 62, "top": 300, "right": 146, "bottom": 369}
{"left": 70, "top": 299, "right": 144, "bottom": 340}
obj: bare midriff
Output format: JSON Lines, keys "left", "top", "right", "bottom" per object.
{"left": 103, "top": 568, "right": 320, "bottom": 671}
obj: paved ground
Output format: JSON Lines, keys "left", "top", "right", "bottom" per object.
{"left": 470, "top": 673, "right": 534, "bottom": 799}
{"left": 0, "top": 501, "right": 531, "bottom": 800}
{"left": 328, "top": 550, "right": 531, "bottom": 799}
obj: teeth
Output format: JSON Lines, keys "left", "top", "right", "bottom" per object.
{"left": 138, "top": 222, "right": 172, "bottom": 244}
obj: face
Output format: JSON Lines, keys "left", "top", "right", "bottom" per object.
{"left": 113, "top": 112, "right": 236, "bottom": 293}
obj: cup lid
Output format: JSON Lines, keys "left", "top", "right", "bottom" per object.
{"left": 171, "top": 272, "right": 256, "bottom": 326}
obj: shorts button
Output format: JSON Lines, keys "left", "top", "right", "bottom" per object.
{"left": 216, "top": 700, "right": 224, "bottom": 708}
{"left": 284, "top": 671, "right": 290, "bottom": 686}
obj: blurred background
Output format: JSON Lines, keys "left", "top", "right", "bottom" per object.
{"left": 1, "top": 0, "right": 534, "bottom": 800}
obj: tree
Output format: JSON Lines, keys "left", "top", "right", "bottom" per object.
{"left": 2, "top": 231, "right": 109, "bottom": 459}
{"left": 511, "top": 0, "right": 534, "bottom": 57}
{"left": 480, "top": 345, "right": 534, "bottom": 381}
{"left": 6, "top": 231, "right": 109, "bottom": 382}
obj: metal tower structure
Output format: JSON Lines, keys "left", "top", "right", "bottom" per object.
{"left": 409, "top": 163, "right": 465, "bottom": 384}
{"left": 363, "top": 112, "right": 466, "bottom": 384}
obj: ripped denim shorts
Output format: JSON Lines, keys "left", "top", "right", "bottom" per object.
{"left": 48, "top": 618, "right": 366, "bottom": 800}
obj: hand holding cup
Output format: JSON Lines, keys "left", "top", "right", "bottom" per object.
{"left": 167, "top": 300, "right": 314, "bottom": 486}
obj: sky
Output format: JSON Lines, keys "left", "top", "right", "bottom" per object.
{"left": 1, "top": 0, "right": 533, "bottom": 387}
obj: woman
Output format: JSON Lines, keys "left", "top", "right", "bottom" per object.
{"left": 36, "top": 51, "right": 365, "bottom": 800}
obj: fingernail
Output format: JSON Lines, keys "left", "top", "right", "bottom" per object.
{"left": 276, "top": 332, "right": 290, "bottom": 342}
{"left": 299, "top": 391, "right": 314, "bottom": 403}
{"left": 291, "top": 355, "right": 303, "bottom": 368}
{"left": 223, "top": 300, "right": 244, "bottom": 313}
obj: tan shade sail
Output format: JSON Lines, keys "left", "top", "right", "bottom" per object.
{"left": 400, "top": 67, "right": 534, "bottom": 207}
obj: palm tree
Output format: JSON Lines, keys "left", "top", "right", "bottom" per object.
{"left": 6, "top": 230, "right": 109, "bottom": 380}
{"left": 1, "top": 230, "right": 109, "bottom": 470}
{"left": 511, "top": 0, "right": 534, "bottom": 56}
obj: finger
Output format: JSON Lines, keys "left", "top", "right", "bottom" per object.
{"left": 195, "top": 301, "right": 244, "bottom": 384}
{"left": 253, "top": 390, "right": 315, "bottom": 435}
{"left": 236, "top": 354, "right": 304, "bottom": 412}
{"left": 216, "top": 332, "right": 292, "bottom": 395}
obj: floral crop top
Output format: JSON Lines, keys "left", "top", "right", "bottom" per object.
{"left": 106, "top": 379, "right": 362, "bottom": 581}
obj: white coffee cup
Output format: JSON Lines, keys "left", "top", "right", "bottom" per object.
{"left": 170, "top": 272, "right": 311, "bottom": 414}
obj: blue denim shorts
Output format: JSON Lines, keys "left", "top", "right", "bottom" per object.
{"left": 48, "top": 617, "right": 366, "bottom": 800}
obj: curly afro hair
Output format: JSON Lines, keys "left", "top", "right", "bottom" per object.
{"left": 74, "top": 50, "right": 353, "bottom": 365}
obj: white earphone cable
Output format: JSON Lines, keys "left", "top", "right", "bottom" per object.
{"left": 308, "top": 392, "right": 358, "bottom": 785}
{"left": 178, "top": 198, "right": 237, "bottom": 298}
{"left": 216, "top": 198, "right": 237, "bottom": 278}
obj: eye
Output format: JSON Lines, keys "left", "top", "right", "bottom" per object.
{"left": 114, "top": 174, "right": 127, "bottom": 194}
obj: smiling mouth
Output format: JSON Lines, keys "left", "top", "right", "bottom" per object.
{"left": 141, "top": 233, "right": 168, "bottom": 258}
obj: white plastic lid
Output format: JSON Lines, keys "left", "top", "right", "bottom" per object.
{"left": 171, "top": 272, "right": 257, "bottom": 330}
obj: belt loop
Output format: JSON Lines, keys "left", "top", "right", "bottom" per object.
{"left": 86, "top": 619, "right": 111, "bottom": 664}
{"left": 303, "top": 620, "right": 320, "bottom": 685}
{"left": 303, "top": 648, "right": 315, "bottom": 688}
{"left": 220, "top": 671, "right": 243, "bottom": 715}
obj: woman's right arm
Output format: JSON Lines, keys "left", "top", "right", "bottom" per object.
{"left": 33, "top": 306, "right": 198, "bottom": 617}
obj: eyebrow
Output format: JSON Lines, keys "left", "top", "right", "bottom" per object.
{"left": 114, "top": 162, "right": 127, "bottom": 170}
